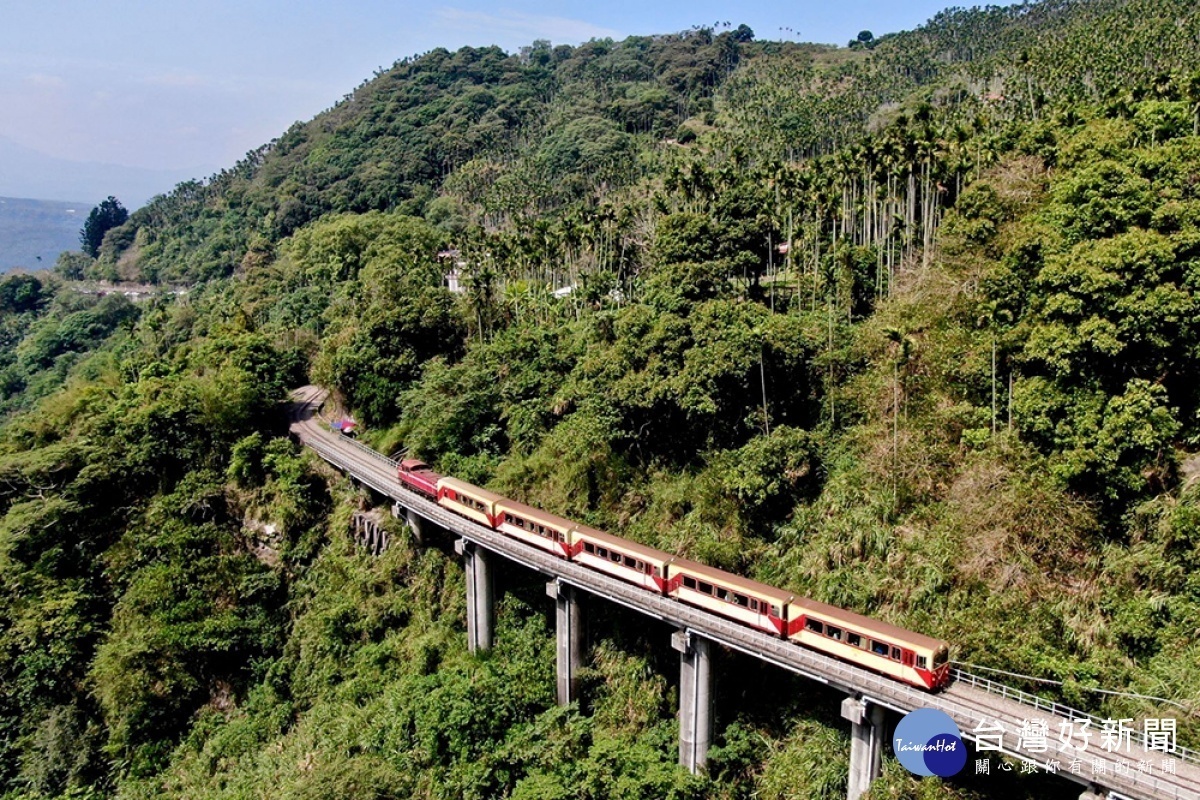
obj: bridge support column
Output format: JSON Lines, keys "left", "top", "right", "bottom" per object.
{"left": 546, "top": 581, "right": 585, "bottom": 705}
{"left": 841, "top": 697, "right": 885, "bottom": 800}
{"left": 455, "top": 539, "right": 494, "bottom": 652}
{"left": 672, "top": 630, "right": 712, "bottom": 774}
{"left": 405, "top": 507, "right": 427, "bottom": 546}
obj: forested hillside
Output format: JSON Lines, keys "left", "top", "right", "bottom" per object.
{"left": 3, "top": 2, "right": 1200, "bottom": 798}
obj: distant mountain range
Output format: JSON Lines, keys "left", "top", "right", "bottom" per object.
{"left": 0, "top": 196, "right": 87, "bottom": 271}
{"left": 0, "top": 136, "right": 213, "bottom": 210}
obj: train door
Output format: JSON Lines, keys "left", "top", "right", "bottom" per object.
{"left": 901, "top": 650, "right": 915, "bottom": 669}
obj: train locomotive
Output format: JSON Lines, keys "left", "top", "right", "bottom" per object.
{"left": 397, "top": 459, "right": 951, "bottom": 690}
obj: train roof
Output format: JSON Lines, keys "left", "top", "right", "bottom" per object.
{"left": 670, "top": 557, "right": 797, "bottom": 605}
{"left": 572, "top": 525, "right": 677, "bottom": 564}
{"left": 494, "top": 498, "right": 578, "bottom": 531}
{"left": 796, "top": 597, "right": 948, "bottom": 652}
{"left": 436, "top": 476, "right": 508, "bottom": 505}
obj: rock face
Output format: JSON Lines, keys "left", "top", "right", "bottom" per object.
{"left": 244, "top": 517, "right": 283, "bottom": 567}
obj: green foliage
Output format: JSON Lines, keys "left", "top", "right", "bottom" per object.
{"left": 79, "top": 197, "right": 129, "bottom": 259}
{"left": 291, "top": 212, "right": 462, "bottom": 425}
{"left": 0, "top": 275, "right": 49, "bottom": 315}
{"left": 54, "top": 251, "right": 94, "bottom": 281}
{"left": 717, "top": 426, "right": 819, "bottom": 523}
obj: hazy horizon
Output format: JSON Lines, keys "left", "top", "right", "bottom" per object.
{"left": 0, "top": 0, "right": 1020, "bottom": 205}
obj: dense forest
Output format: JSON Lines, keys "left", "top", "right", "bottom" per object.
{"left": 2, "top": 1, "right": 1200, "bottom": 797}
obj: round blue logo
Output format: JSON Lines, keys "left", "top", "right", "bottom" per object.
{"left": 893, "top": 708, "right": 966, "bottom": 777}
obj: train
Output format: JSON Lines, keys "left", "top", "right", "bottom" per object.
{"left": 397, "top": 458, "right": 951, "bottom": 690}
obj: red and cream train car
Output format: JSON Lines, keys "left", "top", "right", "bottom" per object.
{"left": 571, "top": 525, "right": 675, "bottom": 593}
{"left": 436, "top": 477, "right": 506, "bottom": 528}
{"left": 667, "top": 557, "right": 799, "bottom": 637}
{"left": 789, "top": 599, "right": 950, "bottom": 690}
{"left": 493, "top": 498, "right": 577, "bottom": 558}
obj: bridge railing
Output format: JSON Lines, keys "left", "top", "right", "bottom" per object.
{"left": 950, "top": 668, "right": 1199, "bottom": 767}
{"left": 331, "top": 430, "right": 398, "bottom": 469}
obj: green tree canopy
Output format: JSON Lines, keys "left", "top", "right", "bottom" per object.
{"left": 80, "top": 196, "right": 129, "bottom": 258}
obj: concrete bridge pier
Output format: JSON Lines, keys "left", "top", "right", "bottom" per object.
{"left": 455, "top": 539, "right": 494, "bottom": 652}
{"left": 396, "top": 504, "right": 438, "bottom": 545}
{"left": 546, "top": 580, "right": 585, "bottom": 705}
{"left": 841, "top": 697, "right": 885, "bottom": 800}
{"left": 672, "top": 630, "right": 713, "bottom": 774}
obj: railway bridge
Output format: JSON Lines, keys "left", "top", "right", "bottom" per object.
{"left": 288, "top": 387, "right": 1199, "bottom": 800}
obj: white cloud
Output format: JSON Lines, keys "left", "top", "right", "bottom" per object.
{"left": 24, "top": 73, "right": 65, "bottom": 89}
{"left": 434, "top": 7, "right": 620, "bottom": 44}
{"left": 141, "top": 70, "right": 208, "bottom": 88}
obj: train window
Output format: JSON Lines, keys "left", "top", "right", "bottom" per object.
{"left": 698, "top": 581, "right": 714, "bottom": 596}
{"left": 732, "top": 593, "right": 749, "bottom": 607}
{"left": 749, "top": 599, "right": 759, "bottom": 612}
{"left": 623, "top": 555, "right": 635, "bottom": 568}
{"left": 804, "top": 619, "right": 824, "bottom": 634}
{"left": 826, "top": 626, "right": 842, "bottom": 641}
{"left": 917, "top": 655, "right": 928, "bottom": 670}
{"left": 890, "top": 646, "right": 901, "bottom": 661}
{"left": 871, "top": 640, "right": 888, "bottom": 656}
{"left": 597, "top": 547, "right": 608, "bottom": 559}
{"left": 770, "top": 605, "right": 781, "bottom": 617}
{"left": 610, "top": 551, "right": 621, "bottom": 563}
{"left": 583, "top": 542, "right": 595, "bottom": 554}
{"left": 682, "top": 576, "right": 696, "bottom": 590}
{"left": 847, "top": 633, "right": 861, "bottom": 647}
{"left": 653, "top": 566, "right": 662, "bottom": 577}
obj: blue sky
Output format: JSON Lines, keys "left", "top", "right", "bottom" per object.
{"left": 0, "top": 0, "right": 1005, "bottom": 176}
